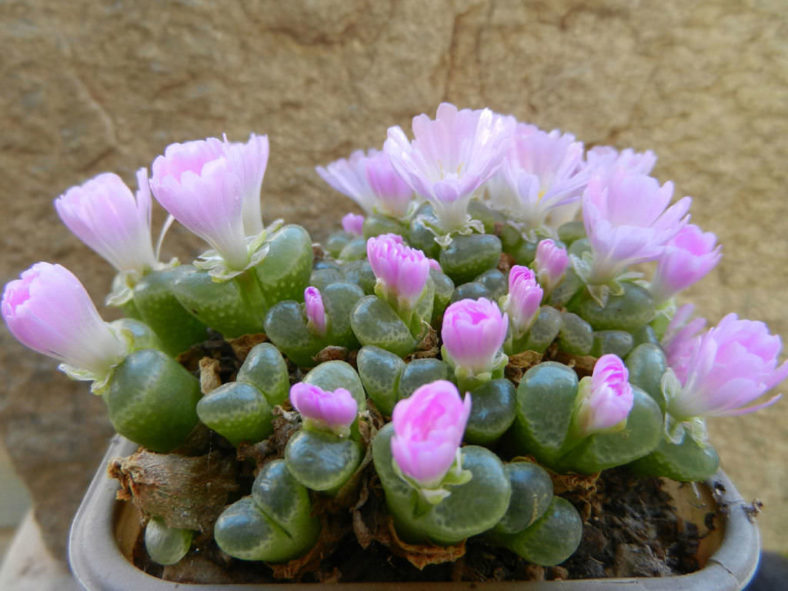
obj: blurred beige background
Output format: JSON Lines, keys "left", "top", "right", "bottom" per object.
{"left": 1, "top": 0, "right": 786, "bottom": 559}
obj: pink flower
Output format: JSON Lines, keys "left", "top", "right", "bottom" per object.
{"left": 575, "top": 354, "right": 634, "bottom": 435}
{"left": 668, "top": 314, "right": 787, "bottom": 419}
{"left": 650, "top": 224, "right": 722, "bottom": 303}
{"left": 366, "top": 234, "right": 430, "bottom": 307}
{"left": 317, "top": 149, "right": 413, "bottom": 218}
{"left": 662, "top": 304, "right": 708, "bottom": 386}
{"left": 384, "top": 103, "right": 513, "bottom": 232}
{"left": 150, "top": 134, "right": 269, "bottom": 270}
{"left": 304, "top": 287, "right": 327, "bottom": 336}
{"left": 534, "top": 239, "right": 569, "bottom": 294}
{"left": 224, "top": 133, "right": 270, "bottom": 236}
{"left": 586, "top": 145, "right": 657, "bottom": 178}
{"left": 503, "top": 266, "right": 543, "bottom": 337}
{"left": 391, "top": 380, "right": 472, "bottom": 488}
{"left": 54, "top": 171, "right": 157, "bottom": 274}
{"left": 2, "top": 263, "right": 125, "bottom": 377}
{"left": 289, "top": 382, "right": 358, "bottom": 435}
{"left": 582, "top": 171, "right": 692, "bottom": 283}
{"left": 341, "top": 213, "right": 365, "bottom": 236}
{"left": 442, "top": 298, "right": 509, "bottom": 374}
{"left": 488, "top": 124, "right": 588, "bottom": 231}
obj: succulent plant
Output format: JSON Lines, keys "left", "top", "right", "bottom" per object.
{"left": 2, "top": 105, "right": 785, "bottom": 575}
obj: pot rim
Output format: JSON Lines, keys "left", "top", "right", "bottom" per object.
{"left": 69, "top": 435, "right": 761, "bottom": 591}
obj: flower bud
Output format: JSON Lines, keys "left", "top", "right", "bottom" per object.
{"left": 304, "top": 287, "right": 327, "bottom": 336}
{"left": 341, "top": 213, "right": 365, "bottom": 236}
{"left": 575, "top": 354, "right": 634, "bottom": 436}
{"left": 534, "top": 239, "right": 569, "bottom": 294}
{"left": 391, "top": 380, "right": 471, "bottom": 488}
{"left": 2, "top": 262, "right": 125, "bottom": 378}
{"left": 289, "top": 382, "right": 358, "bottom": 436}
{"left": 650, "top": 224, "right": 721, "bottom": 303}
{"left": 54, "top": 171, "right": 157, "bottom": 275}
{"left": 367, "top": 234, "right": 430, "bottom": 308}
{"left": 667, "top": 314, "right": 787, "bottom": 419}
{"left": 442, "top": 298, "right": 508, "bottom": 374}
{"left": 503, "top": 266, "right": 543, "bottom": 338}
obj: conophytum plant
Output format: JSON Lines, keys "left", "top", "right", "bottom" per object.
{"left": 2, "top": 105, "right": 786, "bottom": 573}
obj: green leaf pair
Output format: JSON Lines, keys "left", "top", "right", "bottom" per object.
{"left": 357, "top": 347, "right": 450, "bottom": 416}
{"left": 488, "top": 462, "right": 582, "bottom": 566}
{"left": 510, "top": 362, "right": 663, "bottom": 473}
{"left": 265, "top": 282, "right": 364, "bottom": 367}
{"left": 171, "top": 225, "right": 313, "bottom": 338}
{"left": 196, "top": 343, "right": 290, "bottom": 447}
{"left": 104, "top": 349, "right": 201, "bottom": 453}
{"left": 372, "top": 424, "right": 511, "bottom": 545}
{"left": 214, "top": 460, "right": 320, "bottom": 562}
{"left": 349, "top": 278, "right": 434, "bottom": 357}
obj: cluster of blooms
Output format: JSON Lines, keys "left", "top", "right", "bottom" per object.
{"left": 2, "top": 104, "right": 786, "bottom": 571}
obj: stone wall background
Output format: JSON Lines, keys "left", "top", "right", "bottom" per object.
{"left": 1, "top": 0, "right": 786, "bottom": 558}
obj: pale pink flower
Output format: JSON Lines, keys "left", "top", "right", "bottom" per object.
{"left": 488, "top": 124, "right": 588, "bottom": 231}
{"left": 224, "top": 133, "right": 270, "bottom": 236}
{"left": 582, "top": 171, "right": 692, "bottom": 283}
{"left": 442, "top": 298, "right": 509, "bottom": 374}
{"left": 575, "top": 354, "right": 634, "bottom": 435}
{"left": 2, "top": 263, "right": 125, "bottom": 377}
{"left": 304, "top": 287, "right": 327, "bottom": 336}
{"left": 384, "top": 103, "right": 513, "bottom": 232}
{"left": 391, "top": 380, "right": 472, "bottom": 488}
{"left": 341, "top": 213, "right": 365, "bottom": 236}
{"left": 54, "top": 171, "right": 157, "bottom": 274}
{"left": 317, "top": 149, "right": 413, "bottom": 218}
{"left": 534, "top": 239, "right": 569, "bottom": 294}
{"left": 290, "top": 382, "right": 358, "bottom": 435}
{"left": 367, "top": 234, "right": 430, "bottom": 307}
{"left": 668, "top": 314, "right": 787, "bottom": 419}
{"left": 586, "top": 145, "right": 657, "bottom": 178}
{"left": 662, "top": 304, "right": 708, "bottom": 386}
{"left": 150, "top": 134, "right": 269, "bottom": 270}
{"left": 503, "top": 266, "right": 543, "bottom": 338}
{"left": 650, "top": 224, "right": 722, "bottom": 303}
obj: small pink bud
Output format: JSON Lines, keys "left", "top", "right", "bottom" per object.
{"left": 668, "top": 314, "right": 787, "bottom": 419}
{"left": 391, "top": 380, "right": 471, "bottom": 488}
{"left": 2, "top": 262, "right": 125, "bottom": 377}
{"left": 503, "top": 266, "right": 543, "bottom": 337}
{"left": 534, "top": 239, "right": 569, "bottom": 294}
{"left": 341, "top": 213, "right": 365, "bottom": 236}
{"left": 304, "top": 286, "right": 327, "bottom": 336}
{"left": 289, "top": 382, "right": 358, "bottom": 435}
{"left": 576, "top": 354, "right": 634, "bottom": 436}
{"left": 650, "top": 224, "right": 722, "bottom": 303}
{"left": 367, "top": 234, "right": 430, "bottom": 307}
{"left": 55, "top": 171, "right": 158, "bottom": 274}
{"left": 442, "top": 298, "right": 509, "bottom": 374}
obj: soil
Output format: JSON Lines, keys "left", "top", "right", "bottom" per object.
{"left": 125, "top": 463, "right": 712, "bottom": 584}
{"left": 116, "top": 334, "right": 716, "bottom": 585}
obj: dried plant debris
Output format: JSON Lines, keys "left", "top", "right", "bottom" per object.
{"left": 109, "top": 449, "right": 238, "bottom": 533}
